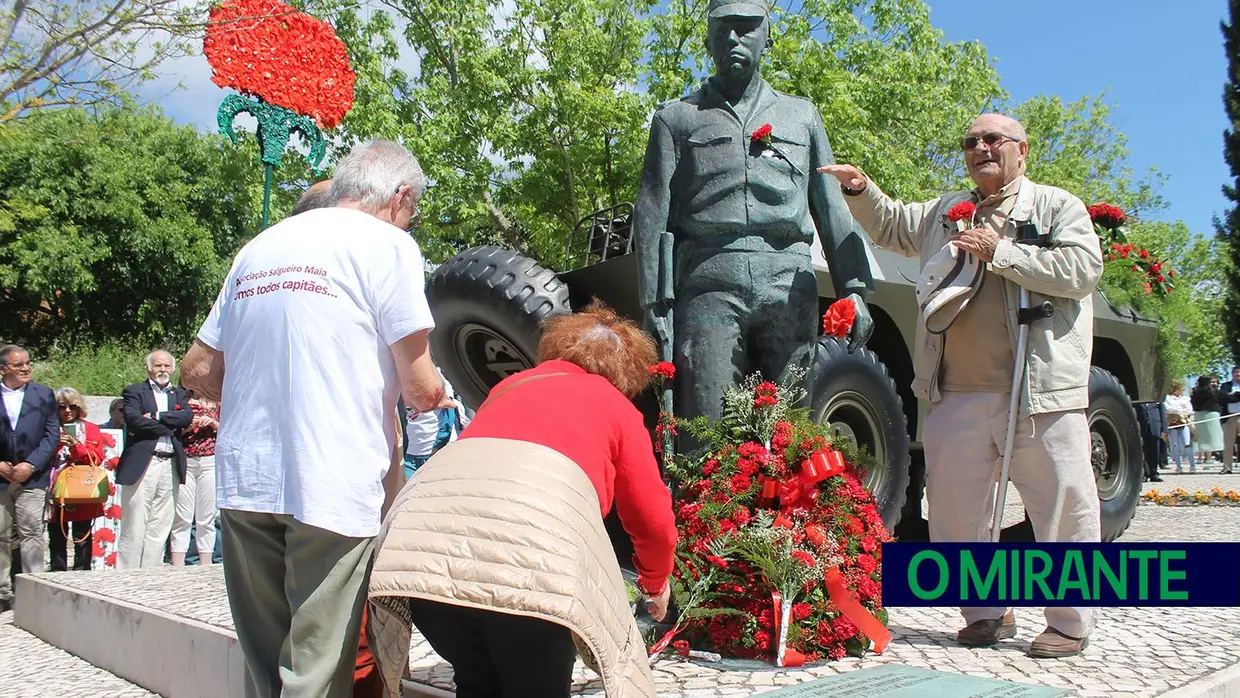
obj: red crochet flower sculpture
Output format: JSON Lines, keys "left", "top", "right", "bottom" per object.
{"left": 204, "top": 0, "right": 356, "bottom": 128}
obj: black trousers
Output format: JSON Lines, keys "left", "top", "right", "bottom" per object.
{"left": 408, "top": 598, "right": 576, "bottom": 698}
{"left": 48, "top": 519, "right": 93, "bottom": 571}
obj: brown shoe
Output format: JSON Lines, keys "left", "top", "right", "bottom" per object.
{"left": 957, "top": 610, "right": 1017, "bottom": 647}
{"left": 1028, "top": 627, "right": 1089, "bottom": 658}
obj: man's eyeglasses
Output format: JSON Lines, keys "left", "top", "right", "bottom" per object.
{"left": 961, "top": 133, "right": 1021, "bottom": 151}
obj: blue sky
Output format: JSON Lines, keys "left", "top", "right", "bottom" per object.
{"left": 141, "top": 0, "right": 1232, "bottom": 236}
{"left": 929, "top": 0, "right": 1231, "bottom": 236}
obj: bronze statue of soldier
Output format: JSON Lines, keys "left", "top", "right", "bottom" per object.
{"left": 633, "top": 0, "right": 877, "bottom": 448}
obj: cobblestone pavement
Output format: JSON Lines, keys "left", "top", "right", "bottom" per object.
{"left": 5, "top": 488, "right": 1238, "bottom": 697}
{"left": 0, "top": 609, "right": 156, "bottom": 697}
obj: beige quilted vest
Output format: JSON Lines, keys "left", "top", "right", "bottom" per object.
{"left": 366, "top": 436, "right": 656, "bottom": 698}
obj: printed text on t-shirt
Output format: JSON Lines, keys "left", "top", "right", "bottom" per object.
{"left": 233, "top": 265, "right": 338, "bottom": 301}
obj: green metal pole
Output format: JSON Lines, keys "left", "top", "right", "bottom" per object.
{"left": 261, "top": 163, "right": 274, "bottom": 230}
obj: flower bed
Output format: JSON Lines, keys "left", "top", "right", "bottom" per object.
{"left": 1142, "top": 487, "right": 1240, "bottom": 507}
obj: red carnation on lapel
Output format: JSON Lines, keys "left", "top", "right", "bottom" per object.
{"left": 751, "top": 123, "right": 773, "bottom": 144}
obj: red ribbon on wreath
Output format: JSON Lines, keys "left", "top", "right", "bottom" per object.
{"left": 825, "top": 567, "right": 891, "bottom": 654}
{"left": 758, "top": 448, "right": 846, "bottom": 509}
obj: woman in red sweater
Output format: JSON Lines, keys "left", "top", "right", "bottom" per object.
{"left": 369, "top": 301, "right": 676, "bottom": 698}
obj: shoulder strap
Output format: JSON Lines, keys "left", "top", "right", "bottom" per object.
{"left": 477, "top": 372, "right": 573, "bottom": 413}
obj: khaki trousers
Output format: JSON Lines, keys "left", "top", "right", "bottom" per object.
{"left": 1223, "top": 414, "right": 1239, "bottom": 472}
{"left": 924, "top": 391, "right": 1101, "bottom": 639}
{"left": 117, "top": 455, "right": 177, "bottom": 569}
{"left": 0, "top": 485, "right": 47, "bottom": 601}
{"left": 221, "top": 509, "right": 375, "bottom": 698}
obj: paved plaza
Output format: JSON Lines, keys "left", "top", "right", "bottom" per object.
{"left": 2, "top": 469, "right": 1238, "bottom": 698}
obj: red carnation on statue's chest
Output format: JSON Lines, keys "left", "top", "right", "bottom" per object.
{"left": 751, "top": 123, "right": 773, "bottom": 144}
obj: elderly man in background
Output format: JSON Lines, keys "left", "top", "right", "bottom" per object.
{"left": 0, "top": 345, "right": 60, "bottom": 612}
{"left": 182, "top": 139, "right": 445, "bottom": 698}
{"left": 821, "top": 114, "right": 1103, "bottom": 658}
{"left": 115, "top": 350, "right": 193, "bottom": 569}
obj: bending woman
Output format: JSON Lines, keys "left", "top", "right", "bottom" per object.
{"left": 366, "top": 301, "right": 676, "bottom": 698}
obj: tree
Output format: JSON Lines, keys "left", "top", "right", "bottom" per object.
{"left": 1217, "top": 0, "right": 1240, "bottom": 364}
{"left": 0, "top": 102, "right": 310, "bottom": 351}
{"left": 0, "top": 0, "right": 203, "bottom": 122}
{"left": 323, "top": 0, "right": 1007, "bottom": 265}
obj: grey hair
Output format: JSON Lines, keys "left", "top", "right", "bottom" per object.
{"left": 0, "top": 344, "right": 25, "bottom": 366}
{"left": 55, "top": 386, "right": 88, "bottom": 418}
{"left": 329, "top": 140, "right": 426, "bottom": 211}
{"left": 145, "top": 350, "right": 176, "bottom": 373}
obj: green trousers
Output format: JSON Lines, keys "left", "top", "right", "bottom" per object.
{"left": 673, "top": 248, "right": 818, "bottom": 453}
{"left": 220, "top": 509, "right": 375, "bottom": 698}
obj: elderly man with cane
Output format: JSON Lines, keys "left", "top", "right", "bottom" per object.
{"left": 821, "top": 113, "right": 1103, "bottom": 658}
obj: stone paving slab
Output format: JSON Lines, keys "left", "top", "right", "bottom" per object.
{"left": 0, "top": 609, "right": 157, "bottom": 698}
{"left": 14, "top": 501, "right": 1240, "bottom": 698}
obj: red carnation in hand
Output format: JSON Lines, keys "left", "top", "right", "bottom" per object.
{"left": 947, "top": 201, "right": 977, "bottom": 225}
{"left": 1088, "top": 202, "right": 1127, "bottom": 229}
{"left": 822, "top": 297, "right": 856, "bottom": 339}
{"left": 751, "top": 123, "right": 773, "bottom": 144}
{"left": 649, "top": 361, "right": 676, "bottom": 380}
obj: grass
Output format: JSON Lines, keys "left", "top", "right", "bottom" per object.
{"left": 32, "top": 342, "right": 167, "bottom": 396}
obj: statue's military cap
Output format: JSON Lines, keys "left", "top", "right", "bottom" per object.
{"left": 707, "top": 0, "right": 769, "bottom": 18}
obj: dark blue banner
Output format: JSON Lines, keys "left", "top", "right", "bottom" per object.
{"left": 881, "top": 543, "right": 1240, "bottom": 607}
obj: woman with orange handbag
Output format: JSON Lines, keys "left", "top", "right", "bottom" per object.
{"left": 47, "top": 387, "right": 112, "bottom": 571}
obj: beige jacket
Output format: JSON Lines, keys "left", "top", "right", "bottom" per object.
{"left": 365, "top": 436, "right": 656, "bottom": 698}
{"left": 846, "top": 175, "right": 1103, "bottom": 418}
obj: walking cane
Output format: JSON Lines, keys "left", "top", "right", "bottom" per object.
{"left": 990, "top": 222, "right": 1055, "bottom": 542}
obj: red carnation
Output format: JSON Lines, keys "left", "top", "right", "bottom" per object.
{"left": 751, "top": 123, "right": 773, "bottom": 144}
{"left": 772, "top": 421, "right": 794, "bottom": 451}
{"left": 105, "top": 551, "right": 118, "bottom": 567}
{"left": 705, "top": 554, "right": 730, "bottom": 569}
{"left": 822, "top": 297, "right": 856, "bottom": 339}
{"left": 732, "top": 506, "right": 751, "bottom": 526}
{"left": 672, "top": 639, "right": 690, "bottom": 657}
{"left": 1088, "top": 202, "right": 1127, "bottom": 229}
{"left": 947, "top": 201, "right": 977, "bottom": 224}
{"left": 753, "top": 395, "right": 778, "bottom": 409}
{"left": 754, "top": 630, "right": 772, "bottom": 651}
{"left": 649, "top": 361, "right": 676, "bottom": 380}
{"left": 792, "top": 602, "right": 812, "bottom": 620}
{"left": 736, "top": 457, "right": 759, "bottom": 476}
{"left": 730, "top": 473, "right": 752, "bottom": 494}
{"left": 1139, "top": 249, "right": 1150, "bottom": 259}
{"left": 94, "top": 527, "right": 116, "bottom": 544}
{"left": 204, "top": 0, "right": 356, "bottom": 128}
{"left": 105, "top": 505, "right": 122, "bottom": 520}
{"left": 856, "top": 553, "right": 878, "bottom": 574}
{"left": 755, "top": 382, "right": 778, "bottom": 397}
{"left": 702, "top": 459, "right": 720, "bottom": 476}
{"left": 791, "top": 550, "right": 817, "bottom": 567}
{"left": 92, "top": 539, "right": 105, "bottom": 557}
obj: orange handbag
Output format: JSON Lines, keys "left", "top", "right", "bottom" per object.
{"left": 51, "top": 452, "right": 110, "bottom": 544}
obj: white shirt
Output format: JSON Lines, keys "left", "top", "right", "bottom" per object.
{"left": 149, "top": 379, "right": 175, "bottom": 454}
{"left": 197, "top": 207, "right": 435, "bottom": 538}
{"left": 1, "top": 382, "right": 25, "bottom": 430}
{"left": 405, "top": 371, "right": 459, "bottom": 457}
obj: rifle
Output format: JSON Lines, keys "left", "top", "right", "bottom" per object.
{"left": 653, "top": 231, "right": 676, "bottom": 476}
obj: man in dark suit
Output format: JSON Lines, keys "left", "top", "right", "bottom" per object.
{"left": 0, "top": 345, "right": 60, "bottom": 612}
{"left": 115, "top": 349, "right": 192, "bottom": 569}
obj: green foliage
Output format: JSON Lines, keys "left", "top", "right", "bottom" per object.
{"left": 0, "top": 102, "right": 311, "bottom": 351}
{"left": 31, "top": 342, "right": 155, "bottom": 396}
{"left": 1217, "top": 0, "right": 1240, "bottom": 364}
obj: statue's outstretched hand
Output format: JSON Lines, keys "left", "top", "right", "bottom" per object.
{"left": 845, "top": 293, "right": 874, "bottom": 354}
{"left": 817, "top": 164, "right": 867, "bottom": 193}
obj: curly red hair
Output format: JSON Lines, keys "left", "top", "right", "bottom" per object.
{"left": 537, "top": 300, "right": 658, "bottom": 398}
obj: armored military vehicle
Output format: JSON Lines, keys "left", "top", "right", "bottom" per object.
{"left": 425, "top": 203, "right": 1161, "bottom": 544}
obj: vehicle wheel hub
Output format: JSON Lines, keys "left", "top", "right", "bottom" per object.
{"left": 1089, "top": 410, "right": 1126, "bottom": 500}
{"left": 454, "top": 323, "right": 532, "bottom": 394}
{"left": 819, "top": 392, "right": 884, "bottom": 491}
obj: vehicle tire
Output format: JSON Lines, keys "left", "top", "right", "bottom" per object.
{"left": 1089, "top": 366, "right": 1144, "bottom": 542}
{"left": 426, "top": 246, "right": 571, "bottom": 409}
{"left": 808, "top": 336, "right": 911, "bottom": 532}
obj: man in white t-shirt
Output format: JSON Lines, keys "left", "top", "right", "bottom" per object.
{"left": 182, "top": 139, "right": 445, "bottom": 698}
